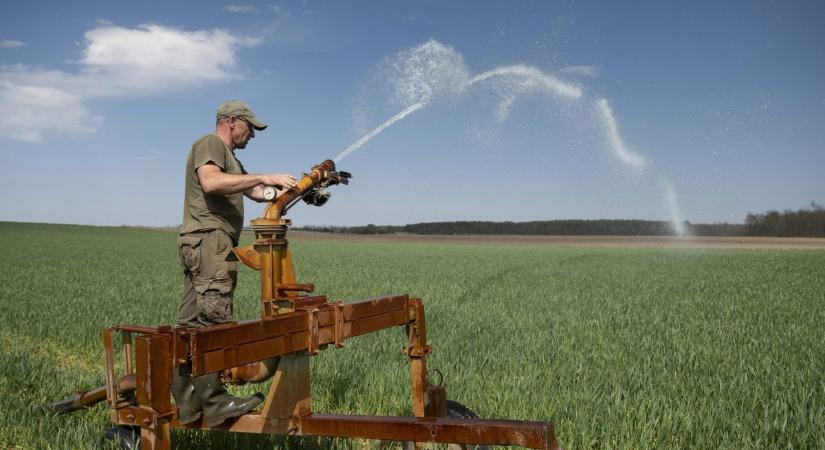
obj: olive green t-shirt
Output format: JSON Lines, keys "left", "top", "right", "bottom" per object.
{"left": 180, "top": 134, "right": 247, "bottom": 243}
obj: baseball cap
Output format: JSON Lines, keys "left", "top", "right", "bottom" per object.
{"left": 216, "top": 100, "right": 268, "bottom": 130}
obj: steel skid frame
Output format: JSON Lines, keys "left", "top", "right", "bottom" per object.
{"left": 102, "top": 294, "right": 558, "bottom": 449}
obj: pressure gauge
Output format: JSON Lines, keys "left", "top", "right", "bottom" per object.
{"left": 262, "top": 186, "right": 277, "bottom": 201}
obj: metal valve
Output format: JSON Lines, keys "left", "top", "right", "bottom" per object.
{"left": 302, "top": 188, "right": 331, "bottom": 206}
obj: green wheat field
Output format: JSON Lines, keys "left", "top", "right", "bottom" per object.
{"left": 1, "top": 222, "right": 823, "bottom": 449}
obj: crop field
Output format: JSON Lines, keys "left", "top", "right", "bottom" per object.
{"left": 1, "top": 221, "right": 824, "bottom": 449}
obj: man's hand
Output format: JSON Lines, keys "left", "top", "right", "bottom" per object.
{"left": 260, "top": 173, "right": 298, "bottom": 190}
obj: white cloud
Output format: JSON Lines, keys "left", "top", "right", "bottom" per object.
{"left": 0, "top": 81, "right": 101, "bottom": 142}
{"left": 558, "top": 65, "right": 600, "bottom": 78}
{"left": 0, "top": 40, "right": 26, "bottom": 49}
{"left": 0, "top": 24, "right": 261, "bottom": 143}
{"left": 225, "top": 5, "right": 260, "bottom": 13}
{"left": 81, "top": 25, "right": 261, "bottom": 89}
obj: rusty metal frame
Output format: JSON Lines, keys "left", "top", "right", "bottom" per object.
{"left": 103, "top": 293, "right": 560, "bottom": 450}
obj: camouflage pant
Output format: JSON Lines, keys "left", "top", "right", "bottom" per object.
{"left": 176, "top": 230, "right": 238, "bottom": 328}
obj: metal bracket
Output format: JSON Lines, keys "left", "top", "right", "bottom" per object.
{"left": 306, "top": 307, "right": 320, "bottom": 355}
{"left": 333, "top": 301, "right": 345, "bottom": 348}
{"left": 118, "top": 406, "right": 161, "bottom": 428}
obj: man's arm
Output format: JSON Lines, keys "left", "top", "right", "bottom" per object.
{"left": 197, "top": 163, "right": 297, "bottom": 196}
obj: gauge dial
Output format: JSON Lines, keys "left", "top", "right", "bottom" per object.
{"left": 262, "top": 186, "right": 277, "bottom": 201}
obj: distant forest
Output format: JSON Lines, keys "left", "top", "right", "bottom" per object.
{"left": 297, "top": 203, "right": 825, "bottom": 237}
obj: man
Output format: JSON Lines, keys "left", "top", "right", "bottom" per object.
{"left": 172, "top": 100, "right": 297, "bottom": 427}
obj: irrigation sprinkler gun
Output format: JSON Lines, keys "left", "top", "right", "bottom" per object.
{"left": 45, "top": 159, "right": 561, "bottom": 450}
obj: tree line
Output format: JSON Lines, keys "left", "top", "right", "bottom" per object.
{"left": 745, "top": 202, "right": 824, "bottom": 237}
{"left": 295, "top": 202, "right": 824, "bottom": 237}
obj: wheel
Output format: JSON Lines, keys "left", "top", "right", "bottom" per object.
{"left": 102, "top": 425, "right": 140, "bottom": 450}
{"left": 402, "top": 401, "right": 492, "bottom": 450}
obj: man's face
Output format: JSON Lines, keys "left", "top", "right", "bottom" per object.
{"left": 232, "top": 117, "right": 255, "bottom": 149}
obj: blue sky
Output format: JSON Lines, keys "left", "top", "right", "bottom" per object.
{"left": 1, "top": 0, "right": 823, "bottom": 227}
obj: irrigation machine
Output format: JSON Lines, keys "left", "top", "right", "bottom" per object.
{"left": 46, "top": 160, "right": 561, "bottom": 449}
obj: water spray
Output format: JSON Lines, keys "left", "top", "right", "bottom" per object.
{"left": 334, "top": 102, "right": 425, "bottom": 162}
{"left": 466, "top": 65, "right": 584, "bottom": 99}
{"left": 595, "top": 98, "right": 647, "bottom": 169}
{"left": 335, "top": 40, "right": 689, "bottom": 236}
{"left": 663, "top": 178, "right": 689, "bottom": 236}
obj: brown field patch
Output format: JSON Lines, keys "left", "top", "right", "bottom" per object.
{"left": 288, "top": 231, "right": 825, "bottom": 249}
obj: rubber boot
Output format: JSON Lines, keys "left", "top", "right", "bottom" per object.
{"left": 191, "top": 372, "right": 264, "bottom": 427}
{"left": 171, "top": 369, "right": 203, "bottom": 424}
